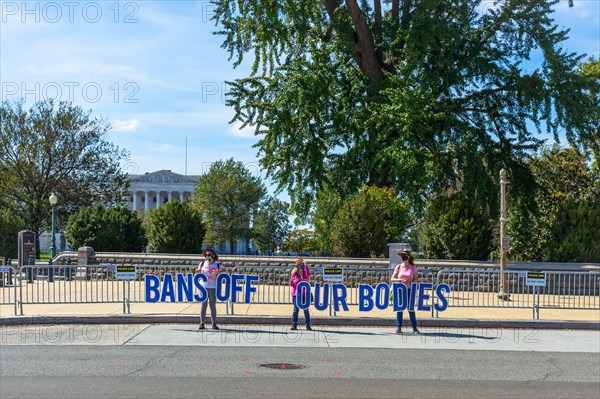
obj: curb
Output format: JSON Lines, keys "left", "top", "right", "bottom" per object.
{"left": 1, "top": 315, "right": 598, "bottom": 330}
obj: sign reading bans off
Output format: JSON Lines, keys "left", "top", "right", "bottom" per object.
{"left": 144, "top": 273, "right": 452, "bottom": 313}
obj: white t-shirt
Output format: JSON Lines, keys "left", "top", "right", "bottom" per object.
{"left": 199, "top": 260, "right": 220, "bottom": 289}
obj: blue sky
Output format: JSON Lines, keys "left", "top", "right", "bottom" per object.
{"left": 1, "top": 0, "right": 599, "bottom": 188}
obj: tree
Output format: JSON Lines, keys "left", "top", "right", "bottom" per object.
{"left": 545, "top": 198, "right": 600, "bottom": 262}
{"left": 580, "top": 56, "right": 600, "bottom": 171}
{"left": 283, "top": 228, "right": 319, "bottom": 256}
{"left": 252, "top": 197, "right": 292, "bottom": 254}
{"left": 312, "top": 185, "right": 344, "bottom": 255}
{"left": 193, "top": 158, "right": 266, "bottom": 254}
{"left": 0, "top": 100, "right": 130, "bottom": 255}
{"left": 66, "top": 205, "right": 147, "bottom": 252}
{"left": 146, "top": 201, "right": 205, "bottom": 254}
{"left": 0, "top": 207, "right": 24, "bottom": 259}
{"left": 213, "top": 0, "right": 599, "bottom": 218}
{"left": 418, "top": 192, "right": 494, "bottom": 260}
{"left": 508, "top": 146, "right": 599, "bottom": 261}
{"left": 330, "top": 185, "right": 409, "bottom": 257}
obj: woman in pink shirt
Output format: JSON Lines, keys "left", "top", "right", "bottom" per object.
{"left": 390, "top": 250, "right": 420, "bottom": 334}
{"left": 290, "top": 258, "right": 311, "bottom": 331}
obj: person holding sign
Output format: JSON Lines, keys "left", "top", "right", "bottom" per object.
{"left": 390, "top": 250, "right": 420, "bottom": 334}
{"left": 197, "top": 248, "right": 221, "bottom": 330}
{"left": 290, "top": 258, "right": 312, "bottom": 331}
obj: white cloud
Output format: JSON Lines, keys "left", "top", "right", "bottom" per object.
{"left": 226, "top": 121, "right": 257, "bottom": 139}
{"left": 111, "top": 118, "right": 142, "bottom": 132}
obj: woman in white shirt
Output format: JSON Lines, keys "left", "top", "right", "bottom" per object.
{"left": 196, "top": 248, "right": 221, "bottom": 330}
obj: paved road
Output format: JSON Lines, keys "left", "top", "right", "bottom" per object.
{"left": 1, "top": 324, "right": 599, "bottom": 399}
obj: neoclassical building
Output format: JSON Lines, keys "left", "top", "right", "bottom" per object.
{"left": 127, "top": 170, "right": 199, "bottom": 211}
{"left": 125, "top": 169, "right": 255, "bottom": 254}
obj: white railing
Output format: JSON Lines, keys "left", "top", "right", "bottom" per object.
{"left": 3, "top": 265, "right": 599, "bottom": 319}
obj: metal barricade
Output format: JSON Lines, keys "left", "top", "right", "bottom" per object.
{"left": 7, "top": 264, "right": 600, "bottom": 320}
{"left": 435, "top": 269, "right": 600, "bottom": 319}
{"left": 0, "top": 266, "right": 18, "bottom": 315}
{"left": 18, "top": 265, "right": 124, "bottom": 315}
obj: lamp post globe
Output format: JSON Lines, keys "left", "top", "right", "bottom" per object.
{"left": 48, "top": 193, "right": 58, "bottom": 282}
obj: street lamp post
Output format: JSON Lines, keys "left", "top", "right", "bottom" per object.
{"left": 48, "top": 192, "right": 57, "bottom": 283}
{"left": 498, "top": 170, "right": 510, "bottom": 300}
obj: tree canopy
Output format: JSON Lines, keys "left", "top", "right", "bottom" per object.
{"left": 213, "top": 0, "right": 599, "bottom": 217}
{"left": 146, "top": 200, "right": 205, "bottom": 254}
{"left": 330, "top": 185, "right": 409, "bottom": 257}
{"left": 508, "top": 146, "right": 599, "bottom": 261}
{"left": 193, "top": 158, "right": 266, "bottom": 253}
{"left": 66, "top": 205, "right": 147, "bottom": 252}
{"left": 416, "top": 191, "right": 495, "bottom": 260}
{"left": 252, "top": 196, "right": 292, "bottom": 254}
{"left": 0, "top": 100, "right": 129, "bottom": 252}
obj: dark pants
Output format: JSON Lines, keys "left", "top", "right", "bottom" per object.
{"left": 200, "top": 288, "right": 217, "bottom": 324}
{"left": 396, "top": 289, "right": 417, "bottom": 330}
{"left": 292, "top": 295, "right": 310, "bottom": 326}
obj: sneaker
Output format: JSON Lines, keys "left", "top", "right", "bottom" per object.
{"left": 395, "top": 327, "right": 402, "bottom": 334}
{"left": 290, "top": 324, "right": 297, "bottom": 331}
{"left": 212, "top": 324, "right": 219, "bottom": 330}
{"left": 198, "top": 323, "right": 205, "bottom": 330}
{"left": 306, "top": 325, "right": 312, "bottom": 331}
{"left": 413, "top": 328, "right": 420, "bottom": 334}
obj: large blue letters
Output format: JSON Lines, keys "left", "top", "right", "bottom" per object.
{"left": 143, "top": 274, "right": 452, "bottom": 311}
{"left": 358, "top": 284, "right": 374, "bottom": 311}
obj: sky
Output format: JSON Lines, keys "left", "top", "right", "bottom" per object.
{"left": 1, "top": 0, "right": 599, "bottom": 192}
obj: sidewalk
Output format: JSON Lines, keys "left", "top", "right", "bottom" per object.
{"left": 2, "top": 301, "right": 599, "bottom": 330}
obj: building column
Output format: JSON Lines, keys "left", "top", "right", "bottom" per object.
{"left": 180, "top": 192, "right": 184, "bottom": 202}
{"left": 144, "top": 191, "right": 149, "bottom": 212}
{"left": 156, "top": 191, "right": 162, "bottom": 208}
{"left": 132, "top": 191, "right": 137, "bottom": 210}
{"left": 168, "top": 191, "right": 173, "bottom": 203}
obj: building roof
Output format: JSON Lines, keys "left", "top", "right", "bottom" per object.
{"left": 128, "top": 170, "right": 199, "bottom": 184}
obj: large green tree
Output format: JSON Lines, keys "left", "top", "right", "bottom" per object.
{"left": 283, "top": 228, "right": 319, "bottom": 256}
{"left": 213, "top": 0, "right": 599, "bottom": 217}
{"left": 545, "top": 198, "right": 600, "bottom": 262}
{"left": 66, "top": 205, "right": 147, "bottom": 252}
{"left": 0, "top": 100, "right": 129, "bottom": 255}
{"left": 330, "top": 185, "right": 409, "bottom": 257}
{"left": 252, "top": 197, "right": 292, "bottom": 254}
{"left": 0, "top": 208, "right": 24, "bottom": 259}
{"left": 193, "top": 158, "right": 266, "bottom": 254}
{"left": 146, "top": 201, "right": 205, "bottom": 254}
{"left": 508, "top": 146, "right": 599, "bottom": 261}
{"left": 417, "top": 192, "right": 495, "bottom": 260}
{"left": 312, "top": 184, "right": 343, "bottom": 255}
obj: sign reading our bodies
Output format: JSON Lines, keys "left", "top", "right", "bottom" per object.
{"left": 145, "top": 273, "right": 452, "bottom": 312}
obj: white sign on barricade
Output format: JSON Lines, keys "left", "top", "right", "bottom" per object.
{"left": 116, "top": 265, "right": 136, "bottom": 280}
{"left": 526, "top": 272, "right": 546, "bottom": 287}
{"left": 322, "top": 267, "right": 344, "bottom": 282}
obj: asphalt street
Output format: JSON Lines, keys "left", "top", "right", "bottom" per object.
{"left": 1, "top": 324, "right": 599, "bottom": 399}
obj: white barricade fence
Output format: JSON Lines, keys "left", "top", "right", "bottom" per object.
{"left": 4, "top": 264, "right": 599, "bottom": 319}
{"left": 0, "top": 266, "right": 18, "bottom": 315}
